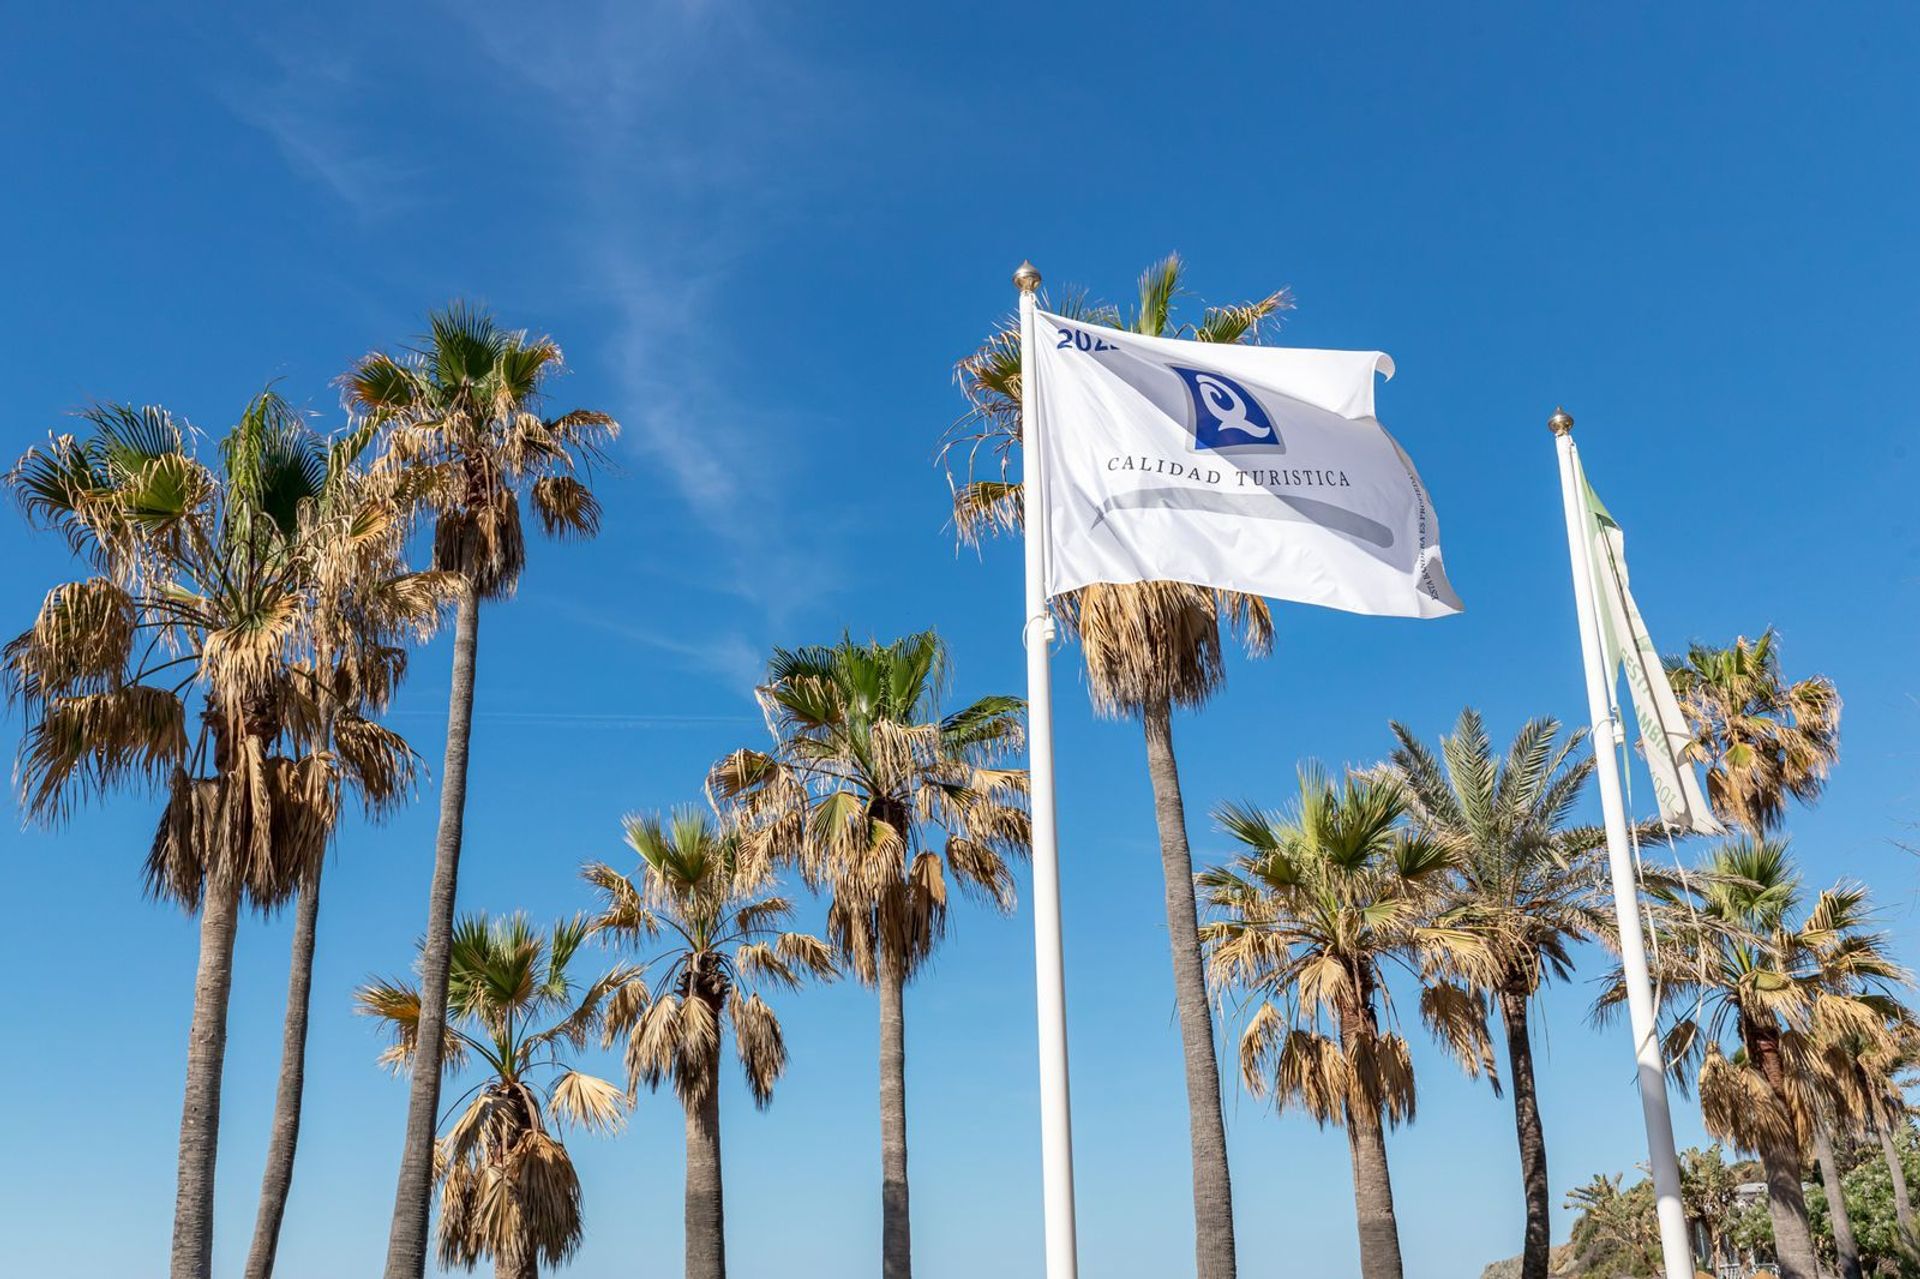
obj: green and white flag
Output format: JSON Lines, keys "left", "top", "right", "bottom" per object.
{"left": 1576, "top": 452, "right": 1722, "bottom": 836}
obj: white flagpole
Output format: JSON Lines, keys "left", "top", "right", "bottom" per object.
{"left": 1016, "top": 261, "right": 1080, "bottom": 1279}
{"left": 1550, "top": 408, "right": 1692, "bottom": 1279}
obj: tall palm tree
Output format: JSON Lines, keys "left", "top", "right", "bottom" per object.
{"left": 358, "top": 914, "right": 632, "bottom": 1279}
{"left": 243, "top": 435, "right": 449, "bottom": 1279}
{"left": 709, "top": 630, "right": 1028, "bottom": 1279}
{"left": 1201, "top": 766, "right": 1493, "bottom": 1279}
{"left": 1386, "top": 710, "right": 1608, "bottom": 1279}
{"left": 946, "top": 254, "right": 1287, "bottom": 1279}
{"left": 1600, "top": 838, "right": 1907, "bottom": 1279}
{"left": 1667, "top": 630, "right": 1841, "bottom": 837}
{"left": 584, "top": 808, "right": 834, "bottom": 1279}
{"left": 345, "top": 305, "right": 618, "bottom": 1279}
{"left": 7, "top": 395, "right": 429, "bottom": 1279}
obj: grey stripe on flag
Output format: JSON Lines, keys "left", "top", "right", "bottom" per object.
{"left": 1092, "top": 486, "right": 1396, "bottom": 550}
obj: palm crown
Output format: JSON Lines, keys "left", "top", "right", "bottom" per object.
{"left": 343, "top": 304, "right": 618, "bottom": 599}
{"left": 7, "top": 394, "right": 439, "bottom": 905}
{"left": 585, "top": 808, "right": 835, "bottom": 1107}
{"left": 708, "top": 630, "right": 1030, "bottom": 983}
{"left": 1605, "top": 838, "right": 1906, "bottom": 1154}
{"left": 357, "top": 913, "right": 632, "bottom": 1277}
{"left": 1203, "top": 767, "right": 1494, "bottom": 1127}
{"left": 1666, "top": 630, "right": 1841, "bottom": 837}
{"left": 1388, "top": 711, "right": 1608, "bottom": 999}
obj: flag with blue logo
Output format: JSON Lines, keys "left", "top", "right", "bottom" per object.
{"left": 1030, "top": 310, "right": 1463, "bottom": 619}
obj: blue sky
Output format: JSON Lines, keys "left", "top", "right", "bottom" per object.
{"left": 4, "top": 4, "right": 1918, "bottom": 1277}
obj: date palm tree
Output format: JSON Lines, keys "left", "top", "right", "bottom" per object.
{"left": 945, "top": 254, "right": 1287, "bottom": 1279}
{"left": 708, "top": 630, "right": 1028, "bottom": 1279}
{"left": 358, "top": 914, "right": 632, "bottom": 1279}
{"left": 1386, "top": 710, "right": 1608, "bottom": 1279}
{"left": 345, "top": 305, "right": 618, "bottom": 1279}
{"left": 1202, "top": 766, "right": 1494, "bottom": 1279}
{"left": 584, "top": 808, "right": 834, "bottom": 1279}
{"left": 1667, "top": 631, "right": 1841, "bottom": 837}
{"left": 1600, "top": 838, "right": 1907, "bottom": 1279}
{"left": 7, "top": 395, "right": 433, "bottom": 1279}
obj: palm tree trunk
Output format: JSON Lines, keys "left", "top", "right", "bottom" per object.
{"left": 1344, "top": 1103, "right": 1406, "bottom": 1279}
{"left": 1496, "top": 987, "right": 1550, "bottom": 1279}
{"left": 1878, "top": 1121, "right": 1916, "bottom": 1243}
{"left": 384, "top": 586, "right": 481, "bottom": 1279}
{"left": 1811, "top": 1121, "right": 1860, "bottom": 1279}
{"left": 243, "top": 861, "right": 324, "bottom": 1279}
{"left": 1141, "top": 701, "right": 1238, "bottom": 1279}
{"left": 685, "top": 1072, "right": 726, "bottom": 1279}
{"left": 1758, "top": 1135, "right": 1819, "bottom": 1279}
{"left": 171, "top": 868, "right": 244, "bottom": 1279}
{"left": 1747, "top": 1029, "right": 1819, "bottom": 1279}
{"left": 878, "top": 949, "right": 912, "bottom": 1279}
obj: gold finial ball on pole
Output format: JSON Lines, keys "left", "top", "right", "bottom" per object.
{"left": 1013, "top": 260, "right": 1042, "bottom": 293}
{"left": 1548, "top": 407, "right": 1575, "bottom": 436}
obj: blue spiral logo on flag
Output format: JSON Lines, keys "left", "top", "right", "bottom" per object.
{"left": 1172, "top": 366, "right": 1283, "bottom": 453}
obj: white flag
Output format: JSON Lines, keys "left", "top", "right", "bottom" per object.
{"left": 1576, "top": 452, "right": 1722, "bottom": 836}
{"left": 1030, "top": 310, "right": 1461, "bottom": 619}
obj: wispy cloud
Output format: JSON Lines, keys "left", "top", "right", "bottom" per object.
{"left": 541, "top": 594, "right": 767, "bottom": 695}
{"left": 448, "top": 3, "right": 862, "bottom": 585}
{"left": 226, "top": 1, "right": 869, "bottom": 620}
{"left": 220, "top": 46, "right": 414, "bottom": 221}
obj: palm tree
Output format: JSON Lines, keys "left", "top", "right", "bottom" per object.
{"left": 358, "top": 913, "right": 632, "bottom": 1279}
{"left": 243, "top": 434, "right": 449, "bottom": 1279}
{"left": 1667, "top": 630, "right": 1841, "bottom": 837}
{"left": 583, "top": 808, "right": 834, "bottom": 1279}
{"left": 709, "top": 630, "right": 1028, "bottom": 1279}
{"left": 1563, "top": 1172, "right": 1661, "bottom": 1276}
{"left": 7, "top": 396, "right": 430, "bottom": 1279}
{"left": 1600, "top": 838, "right": 1907, "bottom": 1279}
{"left": 1386, "top": 710, "right": 1608, "bottom": 1279}
{"left": 945, "top": 254, "right": 1287, "bottom": 1279}
{"left": 1201, "top": 766, "right": 1493, "bottom": 1279}
{"left": 1814, "top": 1017, "right": 1920, "bottom": 1250}
{"left": 345, "top": 304, "right": 618, "bottom": 1279}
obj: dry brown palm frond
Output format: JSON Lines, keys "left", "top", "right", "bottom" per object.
{"left": 1060, "top": 581, "right": 1227, "bottom": 714}
{"left": 1238, "top": 1000, "right": 1287, "bottom": 1098}
{"left": 9, "top": 578, "right": 136, "bottom": 705}
{"left": 1273, "top": 1028, "right": 1351, "bottom": 1125}
{"left": 1419, "top": 981, "right": 1501, "bottom": 1095}
{"left": 18, "top": 684, "right": 187, "bottom": 824}
{"left": 547, "top": 1070, "right": 629, "bottom": 1135}
{"left": 730, "top": 990, "right": 788, "bottom": 1108}
{"left": 1700, "top": 1047, "right": 1801, "bottom": 1152}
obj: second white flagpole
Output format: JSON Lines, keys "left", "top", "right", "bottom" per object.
{"left": 1016, "top": 260, "right": 1080, "bottom": 1279}
{"left": 1549, "top": 408, "right": 1692, "bottom": 1279}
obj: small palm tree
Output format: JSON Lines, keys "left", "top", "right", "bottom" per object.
{"left": 1386, "top": 710, "right": 1608, "bottom": 1279}
{"left": 709, "top": 630, "right": 1028, "bottom": 1279}
{"left": 945, "top": 254, "right": 1287, "bottom": 1279}
{"left": 1563, "top": 1172, "right": 1661, "bottom": 1276}
{"left": 1667, "top": 630, "right": 1841, "bottom": 837}
{"left": 1202, "top": 767, "right": 1492, "bottom": 1279}
{"left": 7, "top": 395, "right": 436, "bottom": 1279}
{"left": 345, "top": 304, "right": 618, "bottom": 1279}
{"left": 584, "top": 808, "right": 834, "bottom": 1279}
{"left": 1600, "top": 838, "right": 1908, "bottom": 1279}
{"left": 358, "top": 914, "right": 631, "bottom": 1279}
